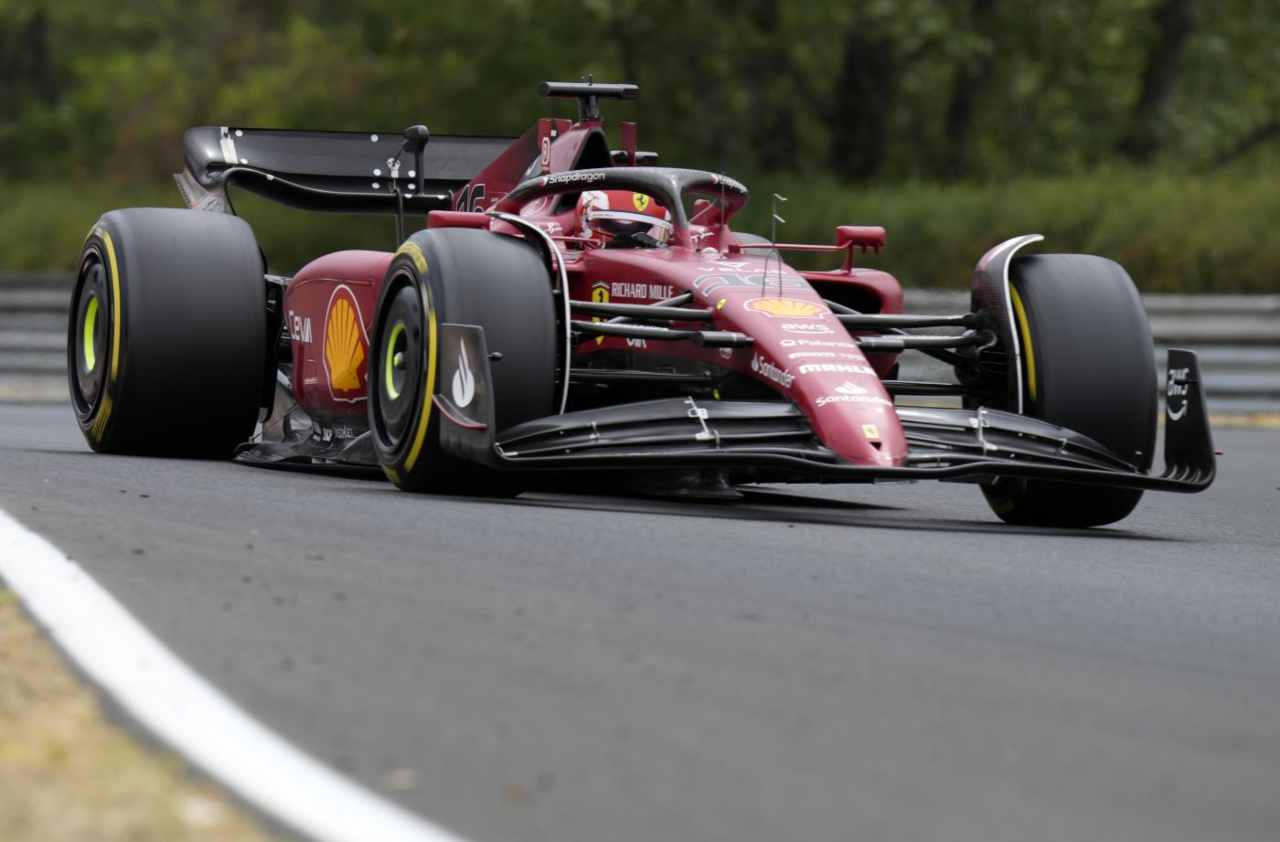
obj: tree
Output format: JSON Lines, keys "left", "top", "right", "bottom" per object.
{"left": 940, "top": 0, "right": 997, "bottom": 179}
{"left": 1118, "top": 0, "right": 1199, "bottom": 162}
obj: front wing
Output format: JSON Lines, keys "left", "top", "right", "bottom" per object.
{"left": 432, "top": 325, "right": 1215, "bottom": 493}
{"left": 237, "top": 325, "right": 1214, "bottom": 494}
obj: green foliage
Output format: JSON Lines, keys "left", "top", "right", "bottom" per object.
{"left": 0, "top": 0, "right": 1278, "bottom": 290}
{"left": 4, "top": 0, "right": 1278, "bottom": 182}
{"left": 749, "top": 165, "right": 1280, "bottom": 293}
{"left": 5, "top": 166, "right": 1277, "bottom": 293}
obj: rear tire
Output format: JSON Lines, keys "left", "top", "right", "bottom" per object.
{"left": 368, "top": 229, "right": 558, "bottom": 494}
{"left": 981, "top": 254, "right": 1156, "bottom": 527}
{"left": 68, "top": 208, "right": 266, "bottom": 457}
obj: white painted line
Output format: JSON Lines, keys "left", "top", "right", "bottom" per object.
{"left": 0, "top": 507, "right": 469, "bottom": 842}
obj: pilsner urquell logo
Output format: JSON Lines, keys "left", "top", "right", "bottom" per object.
{"left": 323, "top": 285, "right": 369, "bottom": 402}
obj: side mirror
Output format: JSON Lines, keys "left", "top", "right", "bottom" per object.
{"left": 836, "top": 225, "right": 885, "bottom": 254}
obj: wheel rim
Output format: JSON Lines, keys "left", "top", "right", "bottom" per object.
{"left": 372, "top": 282, "right": 424, "bottom": 449}
{"left": 384, "top": 322, "right": 407, "bottom": 401}
{"left": 72, "top": 258, "right": 110, "bottom": 413}
{"left": 82, "top": 295, "right": 100, "bottom": 372}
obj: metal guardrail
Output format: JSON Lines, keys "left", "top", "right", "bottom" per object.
{"left": 2, "top": 275, "right": 1276, "bottom": 411}
{"left": 0, "top": 274, "right": 72, "bottom": 402}
{"left": 902, "top": 290, "right": 1280, "bottom": 414}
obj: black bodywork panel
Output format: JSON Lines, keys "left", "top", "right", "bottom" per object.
{"left": 183, "top": 126, "right": 514, "bottom": 213}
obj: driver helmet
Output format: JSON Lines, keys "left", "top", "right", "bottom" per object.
{"left": 576, "top": 190, "right": 673, "bottom": 246}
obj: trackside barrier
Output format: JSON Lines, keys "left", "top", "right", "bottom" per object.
{"left": 2, "top": 274, "right": 1276, "bottom": 411}
{"left": 903, "top": 290, "right": 1280, "bottom": 414}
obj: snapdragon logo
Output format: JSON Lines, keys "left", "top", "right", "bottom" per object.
{"left": 544, "top": 171, "right": 606, "bottom": 186}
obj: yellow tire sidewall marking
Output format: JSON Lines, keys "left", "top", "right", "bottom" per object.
{"left": 395, "top": 241, "right": 429, "bottom": 275}
{"left": 98, "top": 229, "right": 124, "bottom": 384}
{"left": 82, "top": 226, "right": 124, "bottom": 442}
{"left": 1010, "top": 284, "right": 1038, "bottom": 405}
{"left": 402, "top": 274, "right": 437, "bottom": 473}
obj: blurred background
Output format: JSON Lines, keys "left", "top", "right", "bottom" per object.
{"left": 1, "top": 0, "right": 1278, "bottom": 290}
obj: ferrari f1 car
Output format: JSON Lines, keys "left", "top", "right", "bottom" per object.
{"left": 68, "top": 80, "right": 1214, "bottom": 527}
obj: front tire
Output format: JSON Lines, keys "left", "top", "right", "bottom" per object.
{"left": 368, "top": 229, "right": 558, "bottom": 494}
{"left": 982, "top": 254, "right": 1156, "bottom": 527}
{"left": 68, "top": 209, "right": 266, "bottom": 457}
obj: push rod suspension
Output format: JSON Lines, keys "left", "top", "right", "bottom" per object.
{"left": 570, "top": 320, "right": 754, "bottom": 348}
{"left": 570, "top": 300, "right": 714, "bottom": 321}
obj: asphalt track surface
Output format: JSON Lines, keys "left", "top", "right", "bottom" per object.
{"left": 2, "top": 403, "right": 1278, "bottom": 842}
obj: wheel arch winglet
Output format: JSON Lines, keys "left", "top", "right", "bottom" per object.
{"left": 970, "top": 234, "right": 1044, "bottom": 414}
{"left": 486, "top": 210, "right": 572, "bottom": 414}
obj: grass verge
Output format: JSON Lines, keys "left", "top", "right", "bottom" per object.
{"left": 0, "top": 588, "right": 277, "bottom": 842}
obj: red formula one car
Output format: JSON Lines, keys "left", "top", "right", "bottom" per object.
{"left": 67, "top": 81, "right": 1214, "bottom": 526}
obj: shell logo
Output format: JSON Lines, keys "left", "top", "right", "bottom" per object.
{"left": 745, "top": 297, "right": 825, "bottom": 319}
{"left": 323, "top": 285, "right": 370, "bottom": 402}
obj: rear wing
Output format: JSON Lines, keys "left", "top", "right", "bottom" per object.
{"left": 176, "top": 126, "right": 515, "bottom": 215}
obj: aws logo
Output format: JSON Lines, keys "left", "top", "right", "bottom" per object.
{"left": 323, "top": 284, "right": 370, "bottom": 403}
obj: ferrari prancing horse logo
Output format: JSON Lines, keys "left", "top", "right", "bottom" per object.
{"left": 632, "top": 193, "right": 650, "bottom": 212}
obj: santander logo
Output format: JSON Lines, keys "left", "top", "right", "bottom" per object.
{"left": 750, "top": 353, "right": 795, "bottom": 389}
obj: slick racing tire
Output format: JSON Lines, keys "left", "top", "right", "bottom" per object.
{"left": 68, "top": 208, "right": 266, "bottom": 458}
{"left": 368, "top": 229, "right": 558, "bottom": 494}
{"left": 982, "top": 254, "right": 1157, "bottom": 527}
